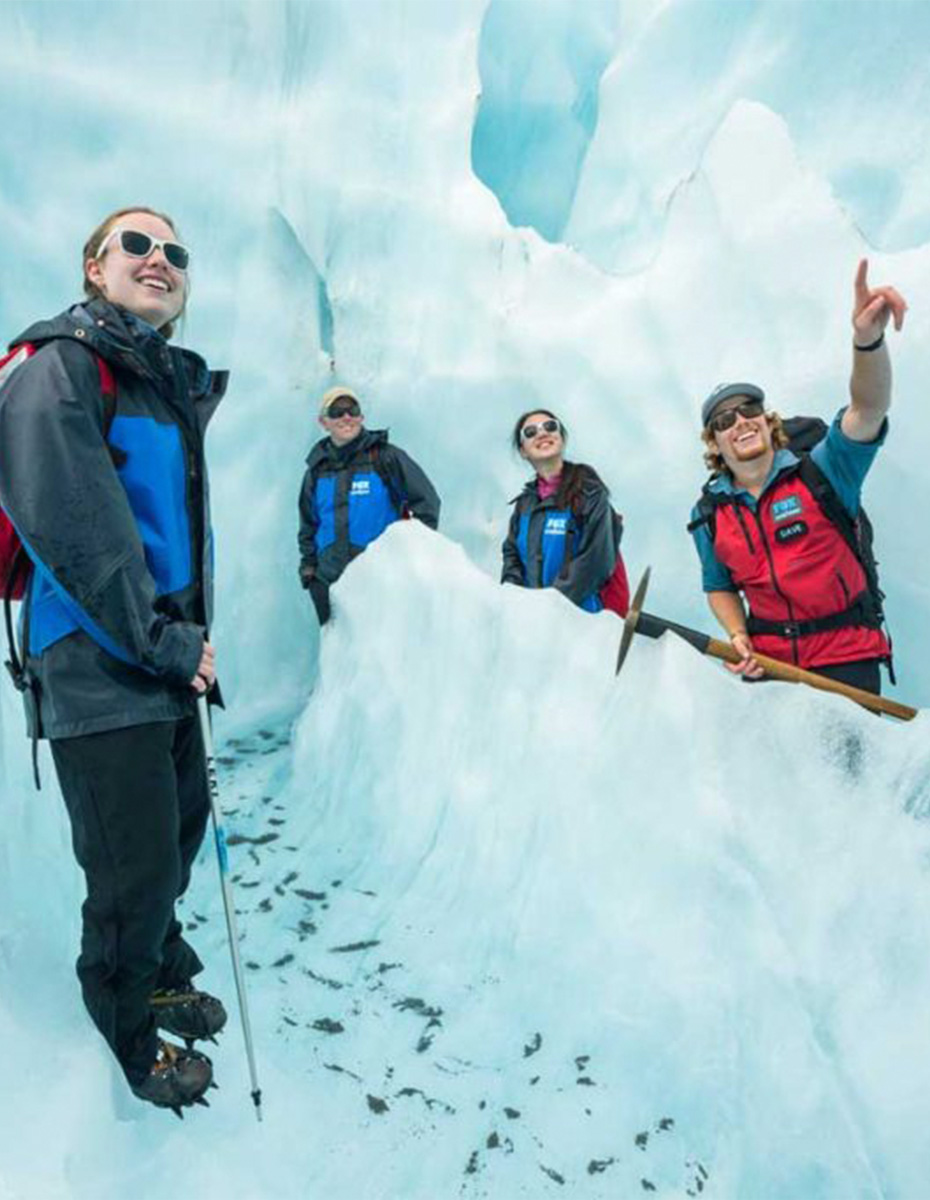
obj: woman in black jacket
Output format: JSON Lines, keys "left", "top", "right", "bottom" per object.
{"left": 501, "top": 408, "right": 629, "bottom": 615}
{"left": 0, "top": 207, "right": 227, "bottom": 1113}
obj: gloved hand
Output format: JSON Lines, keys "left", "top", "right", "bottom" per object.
{"left": 299, "top": 563, "right": 315, "bottom": 590}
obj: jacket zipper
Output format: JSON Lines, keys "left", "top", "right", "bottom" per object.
{"left": 165, "top": 355, "right": 207, "bottom": 625}
{"left": 734, "top": 504, "right": 755, "bottom": 553}
{"left": 751, "top": 505, "right": 800, "bottom": 665}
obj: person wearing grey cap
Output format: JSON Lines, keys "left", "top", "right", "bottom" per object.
{"left": 688, "top": 259, "right": 906, "bottom": 695}
{"left": 297, "top": 386, "right": 441, "bottom": 624}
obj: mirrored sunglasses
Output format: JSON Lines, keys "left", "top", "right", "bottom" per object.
{"left": 97, "top": 227, "right": 191, "bottom": 272}
{"left": 521, "top": 418, "right": 561, "bottom": 442}
{"left": 708, "top": 399, "right": 765, "bottom": 434}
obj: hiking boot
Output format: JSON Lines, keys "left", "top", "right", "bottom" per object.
{"left": 150, "top": 985, "right": 227, "bottom": 1044}
{"left": 131, "top": 1040, "right": 213, "bottom": 1116}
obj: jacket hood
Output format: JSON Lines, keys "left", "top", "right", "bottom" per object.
{"left": 305, "top": 426, "right": 389, "bottom": 468}
{"left": 11, "top": 299, "right": 215, "bottom": 395}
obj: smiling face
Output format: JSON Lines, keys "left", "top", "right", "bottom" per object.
{"left": 519, "top": 411, "right": 565, "bottom": 475}
{"left": 319, "top": 403, "right": 364, "bottom": 447}
{"left": 84, "top": 211, "right": 187, "bottom": 331}
{"left": 711, "top": 397, "right": 774, "bottom": 476}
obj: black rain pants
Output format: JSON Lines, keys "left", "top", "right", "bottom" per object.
{"left": 308, "top": 577, "right": 331, "bottom": 625}
{"left": 50, "top": 717, "right": 210, "bottom": 1086}
{"left": 812, "top": 657, "right": 882, "bottom": 696}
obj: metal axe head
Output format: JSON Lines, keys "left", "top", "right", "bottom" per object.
{"left": 614, "top": 566, "right": 651, "bottom": 676}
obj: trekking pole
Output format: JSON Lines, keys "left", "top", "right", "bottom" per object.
{"left": 197, "top": 696, "right": 264, "bottom": 1122}
{"left": 616, "top": 568, "right": 918, "bottom": 722}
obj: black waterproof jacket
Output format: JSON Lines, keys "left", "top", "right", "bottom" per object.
{"left": 298, "top": 428, "right": 440, "bottom": 586}
{"left": 0, "top": 300, "right": 227, "bottom": 739}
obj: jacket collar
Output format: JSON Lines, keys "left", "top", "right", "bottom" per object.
{"left": 12, "top": 299, "right": 216, "bottom": 395}
{"left": 708, "top": 447, "right": 799, "bottom": 501}
{"left": 305, "top": 427, "right": 388, "bottom": 468}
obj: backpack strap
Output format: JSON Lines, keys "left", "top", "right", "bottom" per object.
{"left": 796, "top": 455, "right": 884, "bottom": 610}
{"left": 3, "top": 547, "right": 31, "bottom": 688}
{"left": 370, "top": 443, "right": 408, "bottom": 517}
{"left": 745, "top": 597, "right": 881, "bottom": 640}
{"left": 96, "top": 355, "right": 118, "bottom": 429}
{"left": 686, "top": 487, "right": 722, "bottom": 538}
{"left": 3, "top": 546, "right": 41, "bottom": 788}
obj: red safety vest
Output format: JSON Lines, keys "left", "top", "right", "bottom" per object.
{"left": 710, "top": 469, "right": 889, "bottom": 669}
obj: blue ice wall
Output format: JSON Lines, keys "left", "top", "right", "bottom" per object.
{"left": 471, "top": 0, "right": 618, "bottom": 242}
{"left": 563, "top": 0, "right": 930, "bottom": 271}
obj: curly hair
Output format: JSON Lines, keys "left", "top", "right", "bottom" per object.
{"left": 701, "top": 411, "right": 789, "bottom": 473}
{"left": 82, "top": 206, "right": 187, "bottom": 339}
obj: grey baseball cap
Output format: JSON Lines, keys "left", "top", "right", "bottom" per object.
{"left": 701, "top": 382, "right": 765, "bottom": 428}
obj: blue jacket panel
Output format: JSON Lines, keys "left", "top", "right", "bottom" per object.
{"left": 314, "top": 469, "right": 397, "bottom": 554}
{"left": 109, "top": 414, "right": 193, "bottom": 596}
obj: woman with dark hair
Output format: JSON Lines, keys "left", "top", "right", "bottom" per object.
{"left": 501, "top": 409, "right": 629, "bottom": 616}
{"left": 0, "top": 207, "right": 228, "bottom": 1114}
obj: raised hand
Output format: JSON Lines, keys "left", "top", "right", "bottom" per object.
{"left": 852, "top": 258, "right": 907, "bottom": 346}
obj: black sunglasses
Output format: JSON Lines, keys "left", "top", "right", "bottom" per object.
{"left": 708, "top": 399, "right": 765, "bottom": 434}
{"left": 97, "top": 227, "right": 191, "bottom": 272}
{"left": 327, "top": 399, "right": 361, "bottom": 419}
{"left": 521, "top": 418, "right": 561, "bottom": 442}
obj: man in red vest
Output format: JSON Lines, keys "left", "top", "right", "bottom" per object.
{"left": 690, "top": 260, "right": 907, "bottom": 696}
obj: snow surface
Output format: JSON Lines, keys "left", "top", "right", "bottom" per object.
{"left": 1, "top": 1, "right": 930, "bottom": 1197}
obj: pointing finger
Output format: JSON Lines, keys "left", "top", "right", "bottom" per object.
{"left": 854, "top": 258, "right": 869, "bottom": 305}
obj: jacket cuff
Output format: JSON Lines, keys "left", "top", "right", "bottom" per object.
{"left": 149, "top": 620, "right": 204, "bottom": 687}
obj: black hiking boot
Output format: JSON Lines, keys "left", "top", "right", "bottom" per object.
{"left": 131, "top": 1040, "right": 214, "bottom": 1117}
{"left": 150, "top": 985, "right": 227, "bottom": 1045}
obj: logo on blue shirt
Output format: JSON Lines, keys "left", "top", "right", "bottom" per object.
{"left": 350, "top": 478, "right": 371, "bottom": 497}
{"left": 544, "top": 516, "right": 568, "bottom": 536}
{"left": 771, "top": 494, "right": 803, "bottom": 523}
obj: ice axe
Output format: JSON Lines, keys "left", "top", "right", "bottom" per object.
{"left": 615, "top": 568, "right": 918, "bottom": 722}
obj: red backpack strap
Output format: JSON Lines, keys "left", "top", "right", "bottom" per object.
{"left": 95, "top": 355, "right": 118, "bottom": 431}
{"left": 0, "top": 342, "right": 36, "bottom": 387}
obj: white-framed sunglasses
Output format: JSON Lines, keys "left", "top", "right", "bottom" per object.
{"left": 521, "top": 418, "right": 561, "bottom": 441}
{"left": 96, "top": 227, "right": 191, "bottom": 272}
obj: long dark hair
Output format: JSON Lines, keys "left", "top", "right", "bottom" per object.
{"left": 511, "top": 408, "right": 608, "bottom": 512}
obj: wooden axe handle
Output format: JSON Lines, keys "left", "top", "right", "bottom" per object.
{"left": 705, "top": 636, "right": 917, "bottom": 721}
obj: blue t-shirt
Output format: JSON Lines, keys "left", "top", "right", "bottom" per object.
{"left": 691, "top": 408, "right": 887, "bottom": 593}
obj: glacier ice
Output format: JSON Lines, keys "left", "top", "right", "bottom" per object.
{"left": 1, "top": 1, "right": 930, "bottom": 1197}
